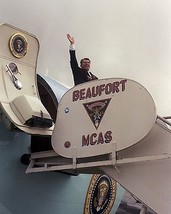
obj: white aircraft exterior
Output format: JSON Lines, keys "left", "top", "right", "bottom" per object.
{"left": 0, "top": 22, "right": 124, "bottom": 214}
{"left": 0, "top": 1, "right": 171, "bottom": 214}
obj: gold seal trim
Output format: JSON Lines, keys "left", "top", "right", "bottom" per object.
{"left": 84, "top": 174, "right": 117, "bottom": 214}
{"left": 9, "top": 33, "right": 28, "bottom": 58}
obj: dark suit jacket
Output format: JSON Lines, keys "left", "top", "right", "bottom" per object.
{"left": 69, "top": 50, "right": 98, "bottom": 85}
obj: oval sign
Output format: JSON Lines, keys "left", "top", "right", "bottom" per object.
{"left": 52, "top": 78, "right": 156, "bottom": 158}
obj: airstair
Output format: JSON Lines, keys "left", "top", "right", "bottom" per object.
{"left": 0, "top": 23, "right": 171, "bottom": 214}
{"left": 26, "top": 78, "right": 171, "bottom": 214}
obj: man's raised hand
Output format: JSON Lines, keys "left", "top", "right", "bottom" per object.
{"left": 67, "top": 34, "right": 75, "bottom": 45}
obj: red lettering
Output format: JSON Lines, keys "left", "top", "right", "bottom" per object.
{"left": 112, "top": 81, "right": 120, "bottom": 93}
{"left": 120, "top": 79, "right": 127, "bottom": 91}
{"left": 92, "top": 86, "right": 99, "bottom": 97}
{"left": 82, "top": 135, "right": 89, "bottom": 146}
{"left": 79, "top": 88, "right": 85, "bottom": 100}
{"left": 104, "top": 131, "right": 112, "bottom": 143}
{"left": 85, "top": 87, "right": 92, "bottom": 99}
{"left": 73, "top": 90, "right": 79, "bottom": 101}
{"left": 105, "top": 83, "right": 112, "bottom": 94}
{"left": 73, "top": 79, "right": 127, "bottom": 102}
{"left": 99, "top": 84, "right": 105, "bottom": 96}
{"left": 97, "top": 132, "right": 104, "bottom": 144}
{"left": 82, "top": 131, "right": 112, "bottom": 147}
{"left": 90, "top": 133, "right": 97, "bottom": 145}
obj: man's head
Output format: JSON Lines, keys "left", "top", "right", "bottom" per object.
{"left": 80, "top": 58, "right": 91, "bottom": 71}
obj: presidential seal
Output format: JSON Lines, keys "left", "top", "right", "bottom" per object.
{"left": 84, "top": 174, "right": 116, "bottom": 214}
{"left": 9, "top": 33, "right": 28, "bottom": 58}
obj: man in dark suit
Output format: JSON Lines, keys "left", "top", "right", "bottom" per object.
{"left": 67, "top": 34, "right": 98, "bottom": 85}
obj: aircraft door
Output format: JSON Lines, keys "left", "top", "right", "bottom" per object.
{"left": 0, "top": 23, "right": 53, "bottom": 135}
